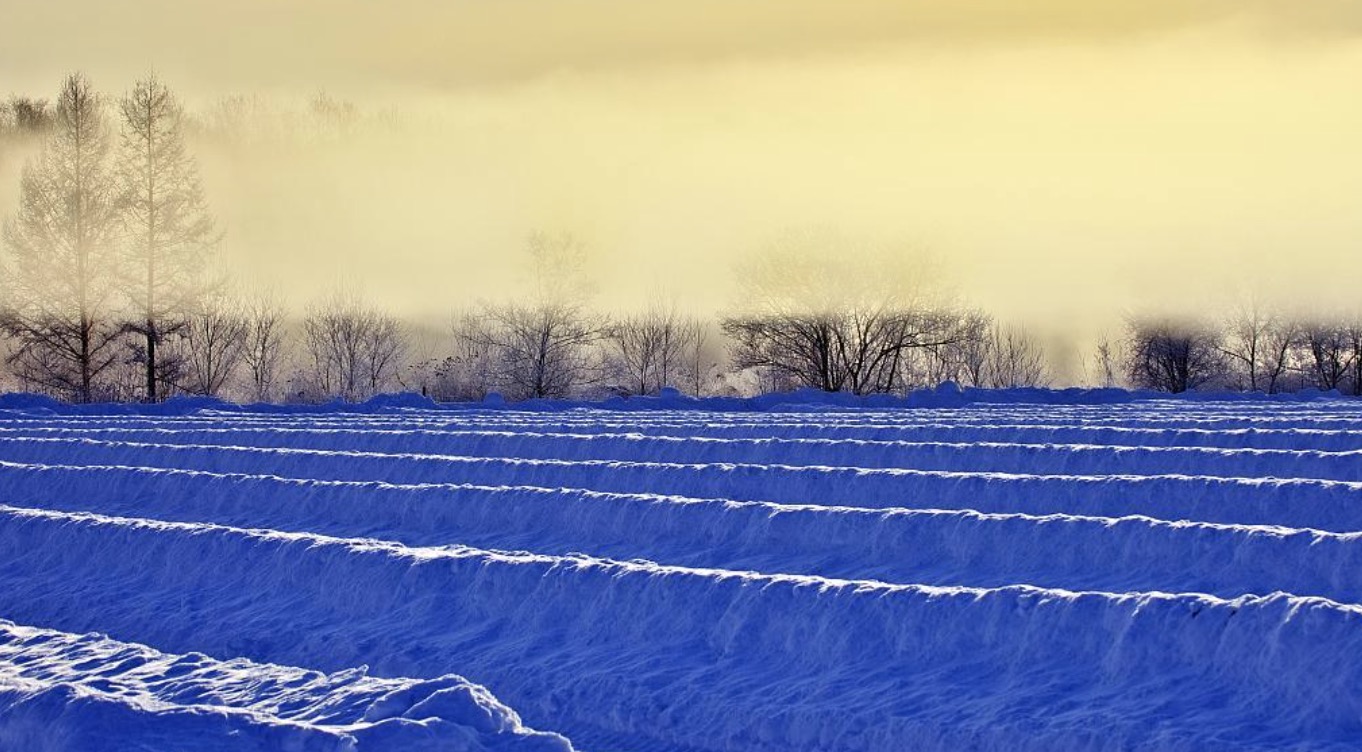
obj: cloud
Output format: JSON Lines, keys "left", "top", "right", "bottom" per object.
{"left": 2, "top": 1, "right": 1360, "bottom": 93}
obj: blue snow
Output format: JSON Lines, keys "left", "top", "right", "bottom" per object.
{"left": 0, "top": 388, "right": 1359, "bottom": 750}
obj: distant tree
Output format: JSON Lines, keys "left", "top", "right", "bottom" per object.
{"left": 725, "top": 305, "right": 981, "bottom": 395}
{"left": 2, "top": 74, "right": 122, "bottom": 402}
{"left": 117, "top": 73, "right": 219, "bottom": 402}
{"left": 1349, "top": 322, "right": 1362, "bottom": 398}
{"left": 722, "top": 233, "right": 973, "bottom": 395}
{"left": 1219, "top": 300, "right": 1298, "bottom": 393}
{"left": 925, "top": 310, "right": 993, "bottom": 387}
{"left": 176, "top": 292, "right": 247, "bottom": 397}
{"left": 983, "top": 324, "right": 1048, "bottom": 388}
{"left": 1301, "top": 321, "right": 1355, "bottom": 392}
{"left": 605, "top": 303, "right": 706, "bottom": 396}
{"left": 472, "top": 302, "right": 602, "bottom": 400}
{"left": 1092, "top": 336, "right": 1119, "bottom": 388}
{"left": 942, "top": 316, "right": 1048, "bottom": 389}
{"left": 468, "top": 232, "right": 603, "bottom": 400}
{"left": 359, "top": 309, "right": 406, "bottom": 397}
{"left": 308, "top": 91, "right": 358, "bottom": 138}
{"left": 301, "top": 286, "right": 407, "bottom": 401}
{"left": 440, "top": 310, "right": 500, "bottom": 400}
{"left": 2, "top": 96, "right": 53, "bottom": 136}
{"left": 1123, "top": 318, "right": 1223, "bottom": 393}
{"left": 240, "top": 288, "right": 287, "bottom": 402}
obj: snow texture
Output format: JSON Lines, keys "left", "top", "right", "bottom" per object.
{"left": 0, "top": 387, "right": 1360, "bottom": 751}
{"left": 0, "top": 620, "right": 572, "bottom": 751}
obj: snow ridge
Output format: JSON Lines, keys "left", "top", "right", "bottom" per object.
{"left": 0, "top": 619, "right": 572, "bottom": 751}
{"left": 0, "top": 504, "right": 1360, "bottom": 751}
{"left": 0, "top": 397, "right": 1360, "bottom": 750}
{"left": 2, "top": 460, "right": 1361, "bottom": 602}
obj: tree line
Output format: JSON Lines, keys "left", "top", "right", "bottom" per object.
{"left": 3, "top": 74, "right": 1357, "bottom": 403}
{"left": 1110, "top": 306, "right": 1362, "bottom": 396}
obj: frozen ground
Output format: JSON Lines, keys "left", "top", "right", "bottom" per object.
{"left": 0, "top": 387, "right": 1359, "bottom": 750}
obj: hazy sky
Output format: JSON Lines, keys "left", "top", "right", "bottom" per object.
{"left": 2, "top": 1, "right": 1362, "bottom": 377}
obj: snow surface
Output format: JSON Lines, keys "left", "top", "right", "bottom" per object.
{"left": 0, "top": 388, "right": 1360, "bottom": 750}
{"left": 0, "top": 620, "right": 572, "bottom": 751}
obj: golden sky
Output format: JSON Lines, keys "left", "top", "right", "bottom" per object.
{"left": 2, "top": 1, "right": 1361, "bottom": 377}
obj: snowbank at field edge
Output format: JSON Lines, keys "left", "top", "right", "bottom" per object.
{"left": 0, "top": 619, "right": 574, "bottom": 752}
{"left": 0, "top": 383, "right": 1352, "bottom": 416}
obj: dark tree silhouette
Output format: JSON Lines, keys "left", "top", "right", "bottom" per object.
{"left": 1124, "top": 318, "right": 1223, "bottom": 393}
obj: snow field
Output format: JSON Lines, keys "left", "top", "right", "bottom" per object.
{"left": 0, "top": 396, "right": 1360, "bottom": 750}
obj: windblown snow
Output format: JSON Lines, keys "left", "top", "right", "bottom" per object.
{"left": 1, "top": 388, "right": 1360, "bottom": 750}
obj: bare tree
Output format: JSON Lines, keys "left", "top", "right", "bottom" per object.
{"left": 1091, "top": 336, "right": 1119, "bottom": 388}
{"left": 1, "top": 96, "right": 53, "bottom": 137}
{"left": 927, "top": 310, "right": 992, "bottom": 387}
{"left": 1218, "top": 300, "right": 1299, "bottom": 393}
{"left": 1346, "top": 321, "right": 1362, "bottom": 398}
{"left": 240, "top": 288, "right": 286, "bottom": 402}
{"left": 721, "top": 230, "right": 978, "bottom": 395}
{"left": 176, "top": 292, "right": 247, "bottom": 397}
{"left": 118, "top": 73, "right": 219, "bottom": 402}
{"left": 606, "top": 303, "right": 706, "bottom": 396}
{"left": 1124, "top": 317, "right": 1224, "bottom": 393}
{"left": 301, "top": 286, "right": 408, "bottom": 401}
{"left": 985, "top": 324, "right": 1048, "bottom": 388}
{"left": 360, "top": 310, "right": 406, "bottom": 397}
{"left": 467, "top": 232, "right": 603, "bottom": 400}
{"left": 724, "top": 305, "right": 979, "bottom": 395}
{"left": 472, "top": 303, "right": 601, "bottom": 400}
{"left": 439, "top": 309, "right": 500, "bottom": 400}
{"left": 1302, "top": 321, "right": 1355, "bottom": 392}
{"left": 680, "top": 317, "right": 711, "bottom": 396}
{"left": 2, "top": 74, "right": 122, "bottom": 402}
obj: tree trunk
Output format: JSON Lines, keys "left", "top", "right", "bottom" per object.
{"left": 145, "top": 323, "right": 157, "bottom": 403}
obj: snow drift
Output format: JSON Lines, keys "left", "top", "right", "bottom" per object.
{"left": 0, "top": 620, "right": 572, "bottom": 752}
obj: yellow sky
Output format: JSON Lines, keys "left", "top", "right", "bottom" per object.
{"left": 2, "top": 1, "right": 1361, "bottom": 378}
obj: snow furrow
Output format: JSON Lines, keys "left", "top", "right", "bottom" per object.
{"left": 11, "top": 421, "right": 1362, "bottom": 452}
{"left": 0, "top": 504, "right": 1358, "bottom": 752}
{"left": 3, "top": 460, "right": 1362, "bottom": 604}
{"left": 2, "top": 436, "right": 1359, "bottom": 531}
{"left": 3, "top": 426, "right": 1359, "bottom": 480}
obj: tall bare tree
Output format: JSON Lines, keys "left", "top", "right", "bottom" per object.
{"left": 118, "top": 73, "right": 218, "bottom": 402}
{"left": 1095, "top": 339, "right": 1116, "bottom": 386}
{"left": 2, "top": 74, "right": 122, "bottom": 402}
